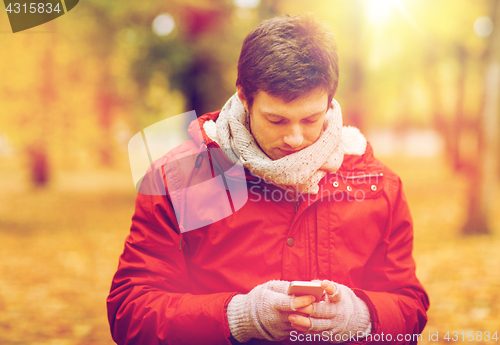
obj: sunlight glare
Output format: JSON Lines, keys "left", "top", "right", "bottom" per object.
{"left": 367, "top": 0, "right": 393, "bottom": 25}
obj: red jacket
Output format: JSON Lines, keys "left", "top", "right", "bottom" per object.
{"left": 107, "top": 111, "right": 429, "bottom": 345}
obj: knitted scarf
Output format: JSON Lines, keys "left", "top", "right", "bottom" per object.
{"left": 203, "top": 93, "right": 344, "bottom": 194}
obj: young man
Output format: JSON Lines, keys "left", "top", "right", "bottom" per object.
{"left": 107, "top": 14, "right": 429, "bottom": 344}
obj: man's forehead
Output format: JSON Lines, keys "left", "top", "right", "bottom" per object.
{"left": 253, "top": 90, "right": 330, "bottom": 117}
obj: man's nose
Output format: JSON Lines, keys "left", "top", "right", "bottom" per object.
{"left": 283, "top": 125, "right": 304, "bottom": 148}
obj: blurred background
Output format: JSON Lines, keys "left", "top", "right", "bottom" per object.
{"left": 0, "top": 0, "right": 499, "bottom": 344}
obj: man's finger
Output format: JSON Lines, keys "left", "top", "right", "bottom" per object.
{"left": 292, "top": 295, "right": 315, "bottom": 309}
{"left": 288, "top": 314, "right": 311, "bottom": 333}
{"left": 322, "top": 280, "right": 336, "bottom": 295}
{"left": 295, "top": 304, "right": 313, "bottom": 315}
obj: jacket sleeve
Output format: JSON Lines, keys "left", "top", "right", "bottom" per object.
{"left": 353, "top": 173, "right": 429, "bottom": 345}
{"left": 107, "top": 182, "right": 236, "bottom": 345}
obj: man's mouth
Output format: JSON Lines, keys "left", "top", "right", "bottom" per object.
{"left": 279, "top": 148, "right": 300, "bottom": 155}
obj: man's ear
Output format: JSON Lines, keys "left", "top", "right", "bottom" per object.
{"left": 237, "top": 86, "right": 249, "bottom": 112}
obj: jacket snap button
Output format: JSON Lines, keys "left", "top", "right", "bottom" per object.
{"left": 346, "top": 186, "right": 353, "bottom": 192}
{"left": 287, "top": 238, "right": 294, "bottom": 247}
{"left": 333, "top": 181, "right": 339, "bottom": 187}
{"left": 371, "top": 185, "right": 377, "bottom": 191}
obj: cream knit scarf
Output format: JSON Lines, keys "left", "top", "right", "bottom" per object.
{"left": 203, "top": 93, "right": 344, "bottom": 194}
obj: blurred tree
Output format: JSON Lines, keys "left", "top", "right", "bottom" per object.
{"left": 79, "top": 1, "right": 130, "bottom": 167}
{"left": 257, "top": 0, "right": 280, "bottom": 20}
{"left": 390, "top": 0, "right": 496, "bottom": 235}
{"left": 453, "top": 43, "right": 468, "bottom": 171}
{"left": 463, "top": 0, "right": 500, "bottom": 235}
{"left": 342, "top": 0, "right": 366, "bottom": 131}
{"left": 92, "top": 5, "right": 119, "bottom": 167}
{"left": 29, "top": 44, "right": 56, "bottom": 187}
{"left": 173, "top": 3, "right": 233, "bottom": 116}
{"left": 125, "top": 1, "right": 238, "bottom": 120}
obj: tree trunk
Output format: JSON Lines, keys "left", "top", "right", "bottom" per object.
{"left": 29, "top": 36, "right": 56, "bottom": 187}
{"left": 453, "top": 44, "right": 467, "bottom": 172}
{"left": 27, "top": 144, "right": 50, "bottom": 187}
{"left": 462, "top": 1, "right": 500, "bottom": 235}
{"left": 96, "top": 68, "right": 115, "bottom": 167}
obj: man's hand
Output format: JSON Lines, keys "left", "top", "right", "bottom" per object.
{"left": 227, "top": 280, "right": 316, "bottom": 343}
{"left": 293, "top": 294, "right": 317, "bottom": 310}
{"left": 288, "top": 280, "right": 372, "bottom": 342}
{"left": 288, "top": 280, "right": 335, "bottom": 331}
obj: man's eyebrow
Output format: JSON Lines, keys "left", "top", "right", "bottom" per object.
{"left": 262, "top": 110, "right": 327, "bottom": 119}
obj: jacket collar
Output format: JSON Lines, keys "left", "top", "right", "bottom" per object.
{"left": 188, "top": 111, "right": 221, "bottom": 148}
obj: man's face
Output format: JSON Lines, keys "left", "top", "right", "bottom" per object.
{"left": 238, "top": 88, "right": 330, "bottom": 160}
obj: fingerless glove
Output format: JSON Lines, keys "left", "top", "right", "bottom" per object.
{"left": 309, "top": 283, "right": 372, "bottom": 343}
{"left": 227, "top": 280, "right": 296, "bottom": 343}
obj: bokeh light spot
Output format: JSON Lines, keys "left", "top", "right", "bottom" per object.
{"left": 474, "top": 16, "right": 494, "bottom": 37}
{"left": 152, "top": 13, "right": 176, "bottom": 37}
{"left": 233, "top": 0, "right": 260, "bottom": 9}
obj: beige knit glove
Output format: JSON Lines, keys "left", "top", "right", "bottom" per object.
{"left": 227, "top": 280, "right": 296, "bottom": 343}
{"left": 309, "top": 283, "right": 371, "bottom": 343}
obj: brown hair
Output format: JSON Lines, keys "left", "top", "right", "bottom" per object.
{"left": 236, "top": 14, "right": 339, "bottom": 110}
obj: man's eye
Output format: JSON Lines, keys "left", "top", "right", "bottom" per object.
{"left": 268, "top": 118, "right": 284, "bottom": 124}
{"left": 303, "top": 117, "right": 319, "bottom": 124}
